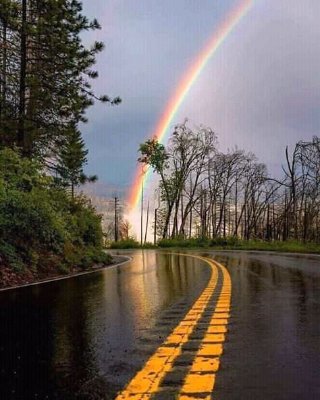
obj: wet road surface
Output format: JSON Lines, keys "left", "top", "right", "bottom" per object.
{"left": 207, "top": 251, "right": 320, "bottom": 400}
{"left": 0, "top": 252, "right": 211, "bottom": 399}
{"left": 0, "top": 250, "right": 319, "bottom": 399}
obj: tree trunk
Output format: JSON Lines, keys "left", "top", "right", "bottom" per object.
{"left": 0, "top": 19, "right": 7, "bottom": 125}
{"left": 144, "top": 200, "right": 149, "bottom": 244}
{"left": 18, "top": 0, "right": 28, "bottom": 154}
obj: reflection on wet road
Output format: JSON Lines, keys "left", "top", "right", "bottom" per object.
{"left": 205, "top": 251, "right": 320, "bottom": 400}
{"left": 116, "top": 255, "right": 231, "bottom": 399}
{"left": 0, "top": 252, "right": 211, "bottom": 399}
{"left": 0, "top": 250, "right": 319, "bottom": 399}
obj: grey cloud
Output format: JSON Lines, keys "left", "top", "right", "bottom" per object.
{"left": 80, "top": 0, "right": 320, "bottom": 191}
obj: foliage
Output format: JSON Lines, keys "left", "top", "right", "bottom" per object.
{"left": 139, "top": 121, "right": 320, "bottom": 244}
{"left": 138, "top": 138, "right": 169, "bottom": 173}
{"left": 55, "top": 125, "right": 97, "bottom": 197}
{"left": 0, "top": 0, "right": 120, "bottom": 159}
{"left": 157, "top": 237, "right": 320, "bottom": 254}
{"left": 109, "top": 239, "right": 157, "bottom": 249}
{"left": 109, "top": 238, "right": 141, "bottom": 249}
{"left": 158, "top": 237, "right": 210, "bottom": 248}
{"left": 0, "top": 1, "right": 117, "bottom": 282}
{"left": 229, "top": 240, "right": 320, "bottom": 254}
{"left": 210, "top": 236, "right": 239, "bottom": 247}
{"left": 138, "top": 122, "right": 217, "bottom": 239}
{"left": 0, "top": 241, "right": 24, "bottom": 271}
{"left": 142, "top": 242, "right": 158, "bottom": 249}
{"left": 0, "top": 148, "right": 109, "bottom": 273}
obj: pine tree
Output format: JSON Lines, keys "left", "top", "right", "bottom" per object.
{"left": 56, "top": 124, "right": 96, "bottom": 198}
{"left": 0, "top": 0, "right": 120, "bottom": 158}
{"left": 0, "top": 0, "right": 21, "bottom": 145}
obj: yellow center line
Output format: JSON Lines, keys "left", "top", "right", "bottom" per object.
{"left": 178, "top": 258, "right": 232, "bottom": 399}
{"left": 115, "top": 254, "right": 218, "bottom": 400}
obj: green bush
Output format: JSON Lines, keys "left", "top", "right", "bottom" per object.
{"left": 110, "top": 238, "right": 140, "bottom": 249}
{"left": 159, "top": 237, "right": 232, "bottom": 249}
{"left": 70, "top": 197, "right": 104, "bottom": 248}
{"left": 142, "top": 242, "right": 157, "bottom": 249}
{"left": 210, "top": 236, "right": 239, "bottom": 247}
{"left": 0, "top": 187, "right": 67, "bottom": 251}
{"left": 57, "top": 263, "right": 70, "bottom": 275}
{"left": 158, "top": 237, "right": 209, "bottom": 248}
{"left": 0, "top": 241, "right": 24, "bottom": 271}
{"left": 157, "top": 236, "right": 240, "bottom": 248}
{"left": 79, "top": 247, "right": 111, "bottom": 268}
{"left": 0, "top": 148, "right": 109, "bottom": 273}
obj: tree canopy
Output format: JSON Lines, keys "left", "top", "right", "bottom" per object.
{"left": 139, "top": 123, "right": 320, "bottom": 243}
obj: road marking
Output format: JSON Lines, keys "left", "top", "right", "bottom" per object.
{"left": 115, "top": 254, "right": 231, "bottom": 400}
{"left": 178, "top": 258, "right": 231, "bottom": 399}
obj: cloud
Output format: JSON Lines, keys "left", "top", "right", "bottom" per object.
{"left": 81, "top": 0, "right": 320, "bottom": 190}
{"left": 180, "top": 0, "right": 320, "bottom": 174}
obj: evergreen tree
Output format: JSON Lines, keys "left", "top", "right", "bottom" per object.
{"left": 56, "top": 124, "right": 96, "bottom": 198}
{"left": 0, "top": 0, "right": 120, "bottom": 158}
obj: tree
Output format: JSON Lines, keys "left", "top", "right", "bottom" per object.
{"left": 138, "top": 123, "right": 217, "bottom": 238}
{"left": 0, "top": 1, "right": 116, "bottom": 277}
{"left": 0, "top": 0, "right": 120, "bottom": 159}
{"left": 138, "top": 138, "right": 169, "bottom": 178}
{"left": 55, "top": 125, "right": 96, "bottom": 198}
{"left": 119, "top": 219, "right": 132, "bottom": 240}
{"left": 138, "top": 137, "right": 171, "bottom": 237}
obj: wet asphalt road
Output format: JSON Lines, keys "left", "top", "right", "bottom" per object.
{"left": 0, "top": 250, "right": 319, "bottom": 399}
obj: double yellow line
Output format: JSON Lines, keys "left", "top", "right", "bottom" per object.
{"left": 116, "top": 254, "right": 231, "bottom": 400}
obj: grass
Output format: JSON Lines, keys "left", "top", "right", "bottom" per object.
{"left": 111, "top": 237, "right": 320, "bottom": 255}
{"left": 226, "top": 240, "right": 320, "bottom": 254}
{"left": 109, "top": 238, "right": 157, "bottom": 249}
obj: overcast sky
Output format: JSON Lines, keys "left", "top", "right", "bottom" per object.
{"left": 80, "top": 0, "right": 320, "bottom": 198}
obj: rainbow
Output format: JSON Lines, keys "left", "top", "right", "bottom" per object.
{"left": 128, "top": 0, "right": 254, "bottom": 210}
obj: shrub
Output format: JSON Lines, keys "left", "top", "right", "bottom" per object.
{"left": 0, "top": 148, "right": 108, "bottom": 273}
{"left": 58, "top": 263, "right": 70, "bottom": 275}
{"left": 67, "top": 195, "right": 104, "bottom": 248}
{"left": 142, "top": 242, "right": 157, "bottom": 249}
{"left": 0, "top": 241, "right": 24, "bottom": 271}
{"left": 158, "top": 237, "right": 209, "bottom": 248}
{"left": 110, "top": 238, "right": 140, "bottom": 249}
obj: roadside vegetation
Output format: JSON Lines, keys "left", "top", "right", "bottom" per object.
{"left": 137, "top": 122, "right": 320, "bottom": 251}
{"left": 109, "top": 239, "right": 156, "bottom": 249}
{"left": 108, "top": 123, "right": 320, "bottom": 255}
{"left": 157, "top": 238, "right": 320, "bottom": 254}
{"left": 0, "top": 1, "right": 118, "bottom": 287}
{"left": 108, "top": 237, "right": 320, "bottom": 254}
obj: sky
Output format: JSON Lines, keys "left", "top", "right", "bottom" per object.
{"left": 80, "top": 0, "right": 320, "bottom": 201}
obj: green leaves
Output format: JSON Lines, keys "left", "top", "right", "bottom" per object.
{"left": 0, "top": 147, "right": 45, "bottom": 191}
{"left": 0, "top": 2, "right": 114, "bottom": 275}
{"left": 0, "top": 148, "right": 105, "bottom": 272}
{"left": 138, "top": 138, "right": 169, "bottom": 173}
{"left": 55, "top": 124, "right": 91, "bottom": 196}
{"left": 0, "top": 0, "right": 120, "bottom": 159}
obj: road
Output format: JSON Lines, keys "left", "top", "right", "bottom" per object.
{"left": 0, "top": 251, "right": 319, "bottom": 399}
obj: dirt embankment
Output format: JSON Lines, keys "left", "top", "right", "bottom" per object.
{"left": 0, "top": 255, "right": 127, "bottom": 290}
